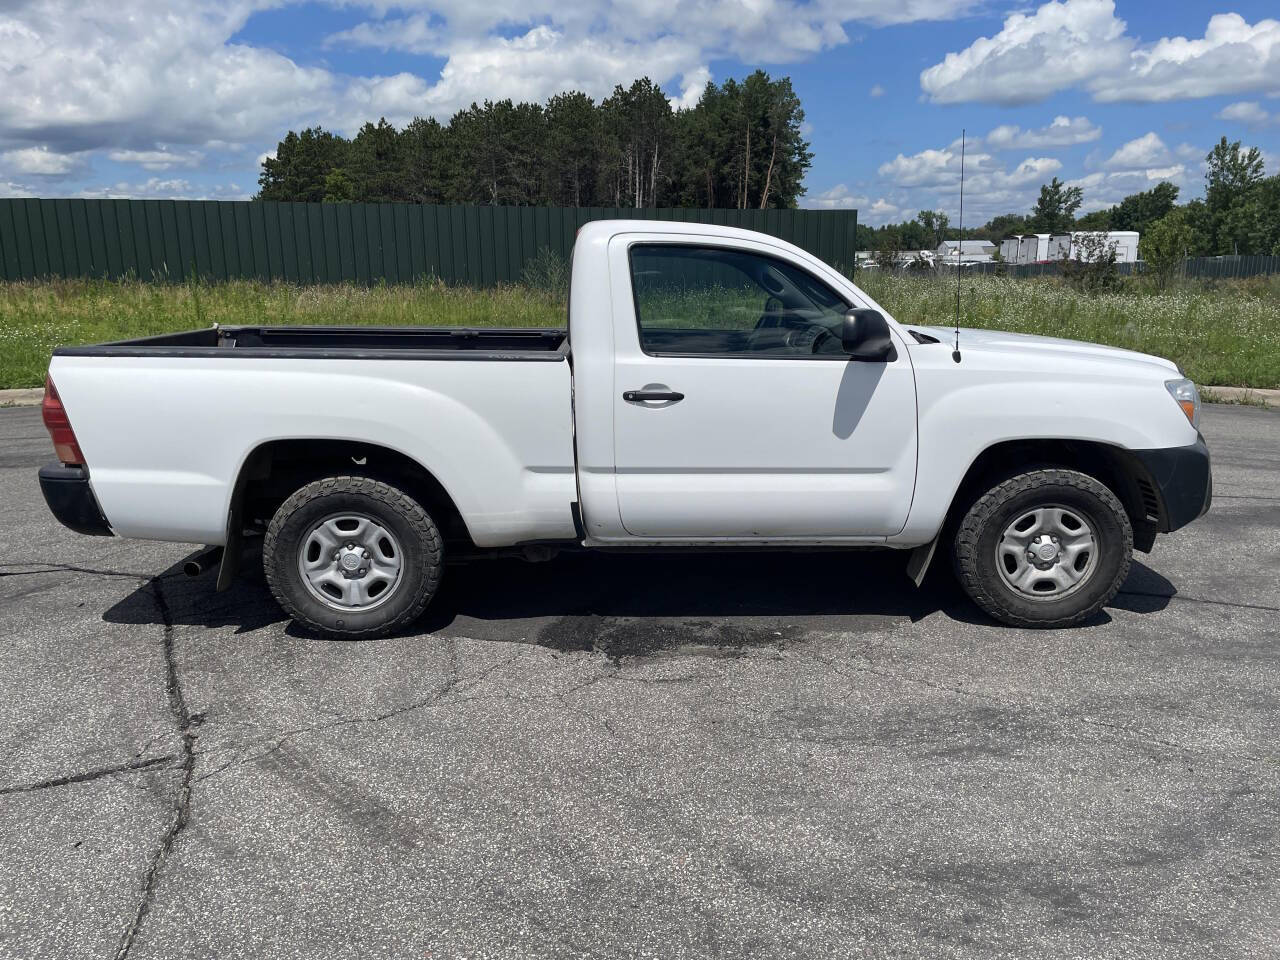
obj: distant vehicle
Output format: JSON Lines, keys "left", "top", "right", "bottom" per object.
{"left": 1051, "top": 231, "right": 1141, "bottom": 263}
{"left": 39, "top": 221, "right": 1210, "bottom": 637}
{"left": 936, "top": 239, "right": 996, "bottom": 263}
{"left": 1001, "top": 231, "right": 1141, "bottom": 265}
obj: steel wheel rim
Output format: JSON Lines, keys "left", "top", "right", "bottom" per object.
{"left": 297, "top": 512, "right": 404, "bottom": 612}
{"left": 995, "top": 504, "right": 1098, "bottom": 602}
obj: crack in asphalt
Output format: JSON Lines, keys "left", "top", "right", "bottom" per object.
{"left": 113, "top": 576, "right": 199, "bottom": 960}
{"left": 1116, "top": 588, "right": 1280, "bottom": 613}
{"left": 0, "top": 562, "right": 178, "bottom": 581}
{"left": 193, "top": 636, "right": 501, "bottom": 784}
{"left": 0, "top": 755, "right": 177, "bottom": 797}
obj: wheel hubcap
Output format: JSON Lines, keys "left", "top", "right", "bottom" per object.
{"left": 996, "top": 505, "right": 1097, "bottom": 601}
{"left": 297, "top": 513, "right": 404, "bottom": 611}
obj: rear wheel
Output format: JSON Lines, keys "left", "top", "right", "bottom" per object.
{"left": 264, "top": 476, "right": 443, "bottom": 639}
{"left": 954, "top": 469, "right": 1132, "bottom": 628}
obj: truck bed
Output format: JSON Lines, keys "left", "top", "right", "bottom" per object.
{"left": 54, "top": 325, "right": 569, "bottom": 362}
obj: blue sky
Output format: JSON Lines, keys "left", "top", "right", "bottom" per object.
{"left": 1, "top": 1, "right": 1278, "bottom": 226}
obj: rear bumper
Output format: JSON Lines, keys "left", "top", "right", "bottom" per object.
{"left": 38, "top": 463, "right": 113, "bottom": 536}
{"left": 1131, "top": 435, "right": 1212, "bottom": 533}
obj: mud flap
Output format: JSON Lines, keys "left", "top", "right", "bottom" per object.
{"left": 906, "top": 536, "right": 939, "bottom": 588}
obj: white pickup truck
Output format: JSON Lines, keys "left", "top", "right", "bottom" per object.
{"left": 39, "top": 220, "right": 1211, "bottom": 637}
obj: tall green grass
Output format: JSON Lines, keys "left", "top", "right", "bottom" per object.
{"left": 1, "top": 273, "right": 1277, "bottom": 389}
{"left": 0, "top": 278, "right": 564, "bottom": 389}
{"left": 858, "top": 272, "right": 1280, "bottom": 389}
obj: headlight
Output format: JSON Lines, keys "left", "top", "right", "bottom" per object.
{"left": 1165, "top": 378, "right": 1200, "bottom": 428}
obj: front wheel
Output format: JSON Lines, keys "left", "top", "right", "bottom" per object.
{"left": 954, "top": 469, "right": 1132, "bottom": 628}
{"left": 263, "top": 476, "right": 444, "bottom": 639}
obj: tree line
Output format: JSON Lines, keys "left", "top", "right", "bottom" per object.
{"left": 257, "top": 72, "right": 812, "bottom": 210}
{"left": 864, "top": 137, "right": 1280, "bottom": 268}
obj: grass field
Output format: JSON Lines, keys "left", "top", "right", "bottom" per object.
{"left": 1, "top": 273, "right": 1278, "bottom": 389}
{"left": 858, "top": 273, "right": 1280, "bottom": 389}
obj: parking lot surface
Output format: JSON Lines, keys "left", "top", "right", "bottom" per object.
{"left": 1, "top": 404, "right": 1277, "bottom": 959}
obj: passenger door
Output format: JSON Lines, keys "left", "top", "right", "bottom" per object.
{"left": 610, "top": 239, "right": 917, "bottom": 540}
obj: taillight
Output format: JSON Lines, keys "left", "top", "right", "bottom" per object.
{"left": 42, "top": 376, "right": 86, "bottom": 466}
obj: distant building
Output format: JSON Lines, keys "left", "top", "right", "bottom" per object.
{"left": 936, "top": 239, "right": 997, "bottom": 263}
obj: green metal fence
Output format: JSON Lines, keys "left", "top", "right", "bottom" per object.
{"left": 0, "top": 199, "right": 859, "bottom": 286}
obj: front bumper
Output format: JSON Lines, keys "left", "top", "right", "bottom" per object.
{"left": 38, "top": 463, "right": 113, "bottom": 536}
{"left": 1131, "top": 435, "right": 1212, "bottom": 533}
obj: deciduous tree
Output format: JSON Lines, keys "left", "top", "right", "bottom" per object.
{"left": 1140, "top": 210, "right": 1192, "bottom": 288}
{"left": 1029, "top": 177, "right": 1083, "bottom": 234}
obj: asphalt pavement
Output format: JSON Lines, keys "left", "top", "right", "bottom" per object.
{"left": 1, "top": 404, "right": 1277, "bottom": 959}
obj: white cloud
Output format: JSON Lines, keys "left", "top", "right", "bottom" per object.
{"left": 385, "top": 26, "right": 700, "bottom": 120}
{"left": 326, "top": 13, "right": 443, "bottom": 56}
{"left": 920, "top": 0, "right": 1131, "bottom": 104}
{"left": 672, "top": 67, "right": 712, "bottom": 110}
{"left": 1003, "top": 156, "right": 1062, "bottom": 186}
{"left": 326, "top": 1, "right": 979, "bottom": 65}
{"left": 0, "top": 0, "right": 994, "bottom": 198}
{"left": 0, "top": 0, "right": 987, "bottom": 168}
{"left": 1067, "top": 166, "right": 1192, "bottom": 213}
{"left": 320, "top": 0, "right": 982, "bottom": 119}
{"left": 983, "top": 115, "right": 1101, "bottom": 151}
{"left": 874, "top": 145, "right": 1065, "bottom": 223}
{"left": 0, "top": 1, "right": 336, "bottom": 153}
{"left": 802, "top": 185, "right": 907, "bottom": 225}
{"left": 1050, "top": 131, "right": 1197, "bottom": 211}
{"left": 878, "top": 148, "right": 964, "bottom": 188}
{"left": 1174, "top": 142, "right": 1205, "bottom": 163}
{"left": 1105, "top": 13, "right": 1280, "bottom": 102}
{"left": 108, "top": 149, "right": 204, "bottom": 171}
{"left": 869, "top": 84, "right": 885, "bottom": 98}
{"left": 866, "top": 129, "right": 1204, "bottom": 225}
{"left": 74, "top": 178, "right": 250, "bottom": 201}
{"left": 878, "top": 147, "right": 1060, "bottom": 191}
{"left": 921, "top": 0, "right": 1280, "bottom": 104}
{"left": 1102, "top": 132, "right": 1172, "bottom": 170}
{"left": 867, "top": 198, "right": 901, "bottom": 223}
{"left": 1217, "top": 101, "right": 1278, "bottom": 129}
{"left": 805, "top": 184, "right": 867, "bottom": 209}
{"left": 0, "top": 146, "right": 79, "bottom": 176}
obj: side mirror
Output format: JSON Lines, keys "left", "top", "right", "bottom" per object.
{"left": 841, "top": 308, "right": 897, "bottom": 361}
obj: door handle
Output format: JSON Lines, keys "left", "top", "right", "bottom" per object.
{"left": 623, "top": 389, "right": 684, "bottom": 403}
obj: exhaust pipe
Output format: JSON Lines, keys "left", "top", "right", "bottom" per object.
{"left": 183, "top": 545, "right": 224, "bottom": 578}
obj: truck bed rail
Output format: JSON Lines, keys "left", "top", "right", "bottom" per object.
{"left": 53, "top": 325, "right": 569, "bottom": 362}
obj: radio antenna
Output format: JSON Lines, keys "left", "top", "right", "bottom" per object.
{"left": 953, "top": 128, "right": 965, "bottom": 364}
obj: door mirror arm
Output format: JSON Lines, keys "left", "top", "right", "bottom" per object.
{"left": 841, "top": 308, "right": 897, "bottom": 362}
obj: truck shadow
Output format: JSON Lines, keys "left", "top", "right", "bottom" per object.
{"left": 102, "top": 546, "right": 1176, "bottom": 656}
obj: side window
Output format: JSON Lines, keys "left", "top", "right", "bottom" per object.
{"left": 629, "top": 244, "right": 850, "bottom": 357}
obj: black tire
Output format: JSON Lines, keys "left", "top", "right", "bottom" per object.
{"left": 953, "top": 468, "right": 1132, "bottom": 628}
{"left": 263, "top": 476, "right": 443, "bottom": 639}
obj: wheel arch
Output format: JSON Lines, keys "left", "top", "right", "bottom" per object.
{"left": 217, "top": 438, "right": 472, "bottom": 591}
{"left": 943, "top": 438, "right": 1163, "bottom": 554}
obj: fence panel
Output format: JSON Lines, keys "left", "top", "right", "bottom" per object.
{"left": 0, "top": 199, "right": 859, "bottom": 286}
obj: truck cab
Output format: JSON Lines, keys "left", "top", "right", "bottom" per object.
{"left": 570, "top": 225, "right": 918, "bottom": 544}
